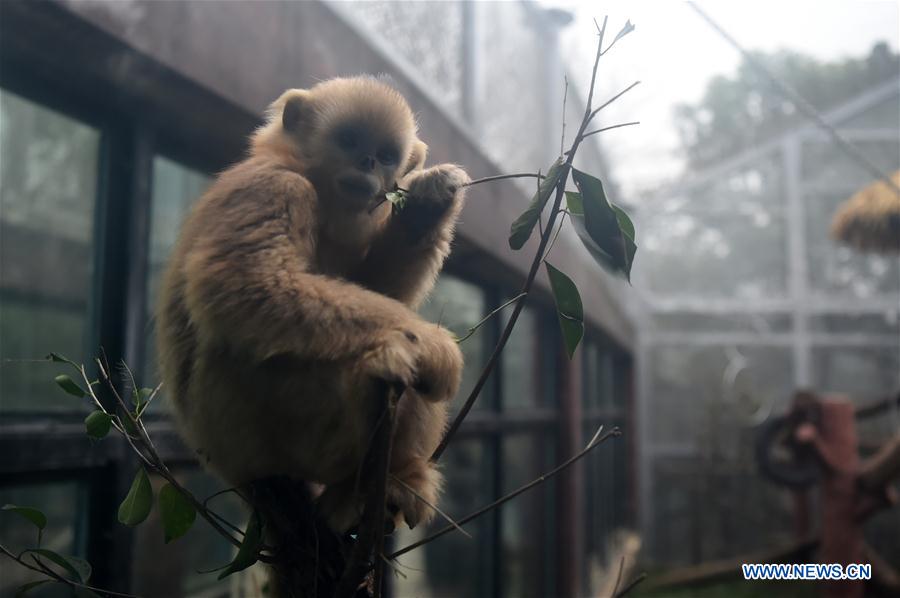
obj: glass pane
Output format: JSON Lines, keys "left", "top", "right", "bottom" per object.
{"left": 611, "top": 353, "right": 631, "bottom": 411}
{"left": 639, "top": 158, "right": 788, "bottom": 300}
{"left": 809, "top": 312, "right": 900, "bottom": 335}
{"left": 582, "top": 418, "right": 629, "bottom": 595}
{"left": 650, "top": 458, "right": 793, "bottom": 565}
{"left": 393, "top": 438, "right": 495, "bottom": 598}
{"left": 583, "top": 339, "right": 618, "bottom": 411}
{"left": 652, "top": 312, "right": 793, "bottom": 334}
{"left": 801, "top": 139, "right": 900, "bottom": 191}
{"left": 649, "top": 345, "right": 794, "bottom": 449}
{"left": 0, "top": 481, "right": 89, "bottom": 596}
{"left": 501, "top": 306, "right": 541, "bottom": 409}
{"left": 811, "top": 346, "right": 900, "bottom": 403}
{"left": 0, "top": 89, "right": 100, "bottom": 412}
{"left": 500, "top": 433, "right": 555, "bottom": 598}
{"left": 419, "top": 275, "right": 489, "bottom": 411}
{"left": 142, "top": 157, "right": 209, "bottom": 402}
{"left": 131, "top": 469, "right": 256, "bottom": 597}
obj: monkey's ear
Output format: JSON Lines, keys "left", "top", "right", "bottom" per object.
{"left": 401, "top": 139, "right": 428, "bottom": 177}
{"left": 279, "top": 89, "right": 314, "bottom": 134}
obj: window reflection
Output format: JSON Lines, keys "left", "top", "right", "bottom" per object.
{"left": 501, "top": 306, "right": 541, "bottom": 409}
{"left": 394, "top": 438, "right": 495, "bottom": 598}
{"left": 500, "top": 433, "right": 554, "bottom": 598}
{"left": 0, "top": 481, "right": 89, "bottom": 595}
{"left": 0, "top": 89, "right": 100, "bottom": 412}
{"left": 142, "top": 156, "right": 209, "bottom": 398}
{"left": 419, "top": 275, "right": 489, "bottom": 411}
{"left": 131, "top": 469, "right": 256, "bottom": 597}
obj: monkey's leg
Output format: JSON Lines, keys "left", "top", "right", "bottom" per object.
{"left": 316, "top": 394, "right": 447, "bottom": 532}
{"left": 385, "top": 395, "right": 448, "bottom": 529}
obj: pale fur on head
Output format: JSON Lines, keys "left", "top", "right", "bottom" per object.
{"left": 250, "top": 76, "right": 421, "bottom": 171}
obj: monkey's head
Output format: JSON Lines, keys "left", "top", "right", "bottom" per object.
{"left": 255, "top": 77, "right": 427, "bottom": 211}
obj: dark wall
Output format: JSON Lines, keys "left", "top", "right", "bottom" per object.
{"left": 6, "top": 0, "right": 634, "bottom": 348}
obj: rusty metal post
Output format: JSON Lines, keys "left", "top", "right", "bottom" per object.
{"left": 810, "top": 398, "right": 864, "bottom": 598}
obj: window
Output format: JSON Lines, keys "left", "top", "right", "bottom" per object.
{"left": 141, "top": 156, "right": 210, "bottom": 391}
{"left": 0, "top": 89, "right": 101, "bottom": 412}
{"left": 419, "top": 276, "right": 491, "bottom": 411}
{"left": 581, "top": 334, "right": 631, "bottom": 595}
{"left": 0, "top": 480, "right": 90, "bottom": 595}
{"left": 131, "top": 470, "right": 250, "bottom": 597}
{"left": 395, "top": 276, "right": 559, "bottom": 597}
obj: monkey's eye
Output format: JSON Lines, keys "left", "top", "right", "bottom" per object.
{"left": 335, "top": 128, "right": 360, "bottom": 152}
{"left": 376, "top": 147, "right": 399, "bottom": 166}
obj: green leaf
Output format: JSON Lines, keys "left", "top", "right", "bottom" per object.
{"left": 218, "top": 510, "right": 264, "bottom": 580}
{"left": 15, "top": 580, "right": 52, "bottom": 597}
{"left": 132, "top": 387, "right": 153, "bottom": 413}
{"left": 25, "top": 549, "right": 92, "bottom": 582}
{"left": 564, "top": 191, "right": 583, "bottom": 215}
{"left": 159, "top": 483, "right": 197, "bottom": 543}
{"left": 54, "top": 374, "right": 85, "bottom": 398}
{"left": 610, "top": 204, "right": 635, "bottom": 241}
{"left": 508, "top": 159, "right": 566, "bottom": 250}
{"left": 2, "top": 504, "right": 47, "bottom": 530}
{"left": 545, "top": 263, "right": 584, "bottom": 358}
{"left": 118, "top": 467, "right": 153, "bottom": 526}
{"left": 46, "top": 353, "right": 77, "bottom": 367}
{"left": 569, "top": 170, "right": 638, "bottom": 281}
{"left": 84, "top": 411, "right": 112, "bottom": 440}
{"left": 386, "top": 189, "right": 408, "bottom": 210}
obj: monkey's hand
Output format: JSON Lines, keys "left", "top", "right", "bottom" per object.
{"left": 396, "top": 164, "right": 469, "bottom": 242}
{"left": 360, "top": 321, "right": 463, "bottom": 402}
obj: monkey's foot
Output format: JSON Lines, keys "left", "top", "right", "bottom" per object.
{"left": 386, "top": 462, "right": 443, "bottom": 530}
{"left": 316, "top": 480, "right": 363, "bottom": 533}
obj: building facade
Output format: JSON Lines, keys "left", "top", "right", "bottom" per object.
{"left": 0, "top": 2, "right": 636, "bottom": 596}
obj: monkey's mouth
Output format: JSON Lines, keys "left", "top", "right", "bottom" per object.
{"left": 336, "top": 174, "right": 377, "bottom": 200}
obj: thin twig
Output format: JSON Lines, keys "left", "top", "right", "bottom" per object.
{"left": 542, "top": 212, "right": 569, "bottom": 261}
{"left": 397, "top": 427, "right": 619, "bottom": 558}
{"left": 588, "top": 81, "right": 642, "bottom": 123}
{"left": 0, "top": 543, "right": 138, "bottom": 598}
{"left": 537, "top": 170, "right": 545, "bottom": 237}
{"left": 456, "top": 293, "right": 526, "bottom": 344}
{"left": 390, "top": 475, "right": 471, "bottom": 539}
{"left": 585, "top": 425, "right": 605, "bottom": 451}
{"left": 463, "top": 172, "right": 545, "bottom": 187}
{"left": 568, "top": 121, "right": 642, "bottom": 153}
{"left": 334, "top": 386, "right": 400, "bottom": 598}
{"left": 610, "top": 555, "right": 626, "bottom": 598}
{"left": 614, "top": 572, "right": 647, "bottom": 598}
{"left": 560, "top": 75, "right": 569, "bottom": 156}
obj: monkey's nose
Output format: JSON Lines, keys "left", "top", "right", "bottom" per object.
{"left": 358, "top": 155, "right": 376, "bottom": 172}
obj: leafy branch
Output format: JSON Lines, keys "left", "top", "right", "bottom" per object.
{"left": 432, "top": 15, "right": 639, "bottom": 460}
{"left": 1, "top": 352, "right": 273, "bottom": 597}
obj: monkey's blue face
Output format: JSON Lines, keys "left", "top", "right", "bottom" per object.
{"left": 326, "top": 120, "right": 405, "bottom": 210}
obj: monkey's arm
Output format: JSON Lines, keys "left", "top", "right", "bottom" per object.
{"left": 182, "top": 169, "right": 429, "bottom": 366}
{"left": 355, "top": 165, "right": 468, "bottom": 308}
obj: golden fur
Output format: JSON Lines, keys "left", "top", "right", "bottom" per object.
{"left": 156, "top": 76, "right": 468, "bottom": 531}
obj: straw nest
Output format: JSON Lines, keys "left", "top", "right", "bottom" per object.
{"left": 830, "top": 170, "right": 900, "bottom": 254}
